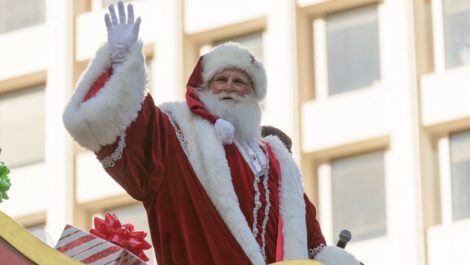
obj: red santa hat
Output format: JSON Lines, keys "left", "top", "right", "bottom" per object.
{"left": 185, "top": 42, "right": 267, "bottom": 144}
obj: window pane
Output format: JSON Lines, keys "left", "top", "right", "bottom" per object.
{"left": 449, "top": 131, "right": 470, "bottom": 221}
{"left": 27, "top": 224, "right": 53, "bottom": 245}
{"left": 326, "top": 5, "right": 381, "bottom": 95}
{"left": 443, "top": 0, "right": 470, "bottom": 68}
{"left": 213, "top": 32, "right": 264, "bottom": 61}
{"left": 0, "top": 85, "right": 45, "bottom": 167}
{"left": 0, "top": 0, "right": 45, "bottom": 34}
{"left": 331, "top": 151, "right": 387, "bottom": 241}
{"left": 99, "top": 205, "right": 156, "bottom": 264}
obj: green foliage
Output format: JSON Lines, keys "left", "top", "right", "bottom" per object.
{"left": 0, "top": 148, "right": 11, "bottom": 203}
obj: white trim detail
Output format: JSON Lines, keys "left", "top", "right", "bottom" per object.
{"left": 251, "top": 169, "right": 263, "bottom": 237}
{"left": 63, "top": 41, "right": 149, "bottom": 152}
{"left": 309, "top": 243, "right": 326, "bottom": 259}
{"left": 101, "top": 130, "right": 127, "bottom": 168}
{"left": 261, "top": 165, "right": 271, "bottom": 259}
{"left": 163, "top": 111, "right": 190, "bottom": 156}
{"left": 241, "top": 142, "right": 271, "bottom": 261}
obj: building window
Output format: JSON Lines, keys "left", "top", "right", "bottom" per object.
{"left": 331, "top": 151, "right": 387, "bottom": 241}
{"left": 443, "top": 0, "right": 470, "bottom": 68}
{"left": 0, "top": 0, "right": 45, "bottom": 34}
{"left": 326, "top": 5, "right": 381, "bottom": 95}
{"left": 98, "top": 204, "right": 156, "bottom": 264}
{"left": 0, "top": 85, "right": 45, "bottom": 168}
{"left": 27, "top": 224, "right": 51, "bottom": 245}
{"left": 449, "top": 131, "right": 470, "bottom": 221}
{"left": 212, "top": 32, "right": 264, "bottom": 61}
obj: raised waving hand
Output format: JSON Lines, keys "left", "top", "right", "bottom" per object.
{"left": 105, "top": 1, "right": 141, "bottom": 69}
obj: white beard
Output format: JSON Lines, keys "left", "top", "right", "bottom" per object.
{"left": 197, "top": 90, "right": 262, "bottom": 142}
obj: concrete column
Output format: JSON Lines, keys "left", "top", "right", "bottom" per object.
{"left": 45, "top": 0, "right": 75, "bottom": 241}
{"left": 151, "top": 0, "right": 184, "bottom": 104}
{"left": 380, "top": 0, "right": 425, "bottom": 264}
{"left": 430, "top": 0, "right": 446, "bottom": 73}
{"left": 318, "top": 163, "right": 333, "bottom": 243}
{"left": 264, "top": 0, "right": 300, "bottom": 159}
{"left": 312, "top": 17, "right": 328, "bottom": 101}
{"left": 438, "top": 137, "right": 453, "bottom": 225}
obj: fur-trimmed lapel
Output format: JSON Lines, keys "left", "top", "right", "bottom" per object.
{"left": 160, "top": 102, "right": 265, "bottom": 265}
{"left": 264, "top": 136, "right": 309, "bottom": 259}
{"left": 159, "top": 103, "right": 308, "bottom": 263}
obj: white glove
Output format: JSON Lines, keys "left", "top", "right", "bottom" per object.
{"left": 314, "top": 246, "right": 360, "bottom": 265}
{"left": 104, "top": 1, "right": 141, "bottom": 69}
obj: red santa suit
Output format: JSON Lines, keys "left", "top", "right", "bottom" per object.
{"left": 63, "top": 41, "right": 327, "bottom": 265}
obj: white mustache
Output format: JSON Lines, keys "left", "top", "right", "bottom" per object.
{"left": 198, "top": 90, "right": 262, "bottom": 142}
{"left": 212, "top": 91, "right": 250, "bottom": 102}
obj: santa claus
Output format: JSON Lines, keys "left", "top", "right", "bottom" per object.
{"left": 63, "top": 1, "right": 360, "bottom": 264}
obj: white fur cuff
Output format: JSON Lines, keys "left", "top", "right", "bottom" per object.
{"left": 63, "top": 41, "right": 148, "bottom": 152}
{"left": 314, "top": 246, "right": 360, "bottom": 265}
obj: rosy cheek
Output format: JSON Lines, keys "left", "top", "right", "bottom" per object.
{"left": 237, "top": 86, "right": 250, "bottom": 96}
{"left": 209, "top": 84, "right": 222, "bottom": 94}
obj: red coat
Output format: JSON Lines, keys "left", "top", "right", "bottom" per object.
{"left": 64, "top": 42, "right": 326, "bottom": 265}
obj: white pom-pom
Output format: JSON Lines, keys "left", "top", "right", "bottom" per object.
{"left": 215, "top": 119, "right": 235, "bottom": 144}
{"left": 314, "top": 246, "right": 360, "bottom": 265}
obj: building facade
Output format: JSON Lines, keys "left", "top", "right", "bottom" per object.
{"left": 0, "top": 0, "right": 469, "bottom": 264}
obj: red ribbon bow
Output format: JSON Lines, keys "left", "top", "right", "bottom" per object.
{"left": 90, "top": 213, "right": 152, "bottom": 262}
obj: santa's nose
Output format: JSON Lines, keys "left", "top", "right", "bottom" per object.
{"left": 224, "top": 82, "right": 237, "bottom": 93}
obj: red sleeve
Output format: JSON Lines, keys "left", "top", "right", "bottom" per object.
{"left": 80, "top": 67, "right": 171, "bottom": 201}
{"left": 95, "top": 95, "right": 172, "bottom": 201}
{"left": 83, "top": 67, "right": 112, "bottom": 102}
{"left": 305, "top": 194, "right": 327, "bottom": 254}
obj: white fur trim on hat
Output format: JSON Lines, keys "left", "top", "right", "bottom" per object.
{"left": 214, "top": 118, "right": 235, "bottom": 144}
{"left": 201, "top": 42, "right": 267, "bottom": 101}
{"left": 314, "top": 246, "right": 360, "bottom": 265}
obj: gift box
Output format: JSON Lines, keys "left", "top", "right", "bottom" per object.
{"left": 56, "top": 224, "right": 147, "bottom": 265}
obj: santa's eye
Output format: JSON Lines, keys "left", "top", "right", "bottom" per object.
{"left": 215, "top": 76, "right": 227, "bottom": 82}
{"left": 234, "top": 79, "right": 246, "bottom": 85}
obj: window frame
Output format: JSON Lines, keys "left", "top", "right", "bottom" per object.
{"left": 311, "top": 2, "right": 384, "bottom": 100}
{"left": 0, "top": 84, "right": 46, "bottom": 168}
{"left": 437, "top": 130, "right": 470, "bottom": 223}
{"left": 199, "top": 31, "right": 266, "bottom": 61}
{"left": 0, "top": 0, "right": 46, "bottom": 34}
{"left": 318, "top": 149, "right": 388, "bottom": 243}
{"left": 431, "top": 0, "right": 470, "bottom": 71}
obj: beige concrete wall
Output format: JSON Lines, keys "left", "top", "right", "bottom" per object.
{"left": 0, "top": 26, "right": 48, "bottom": 80}
{"left": 421, "top": 65, "right": 470, "bottom": 127}
{"left": 0, "top": 0, "right": 469, "bottom": 264}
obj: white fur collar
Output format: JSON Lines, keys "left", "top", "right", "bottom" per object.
{"left": 160, "top": 103, "right": 308, "bottom": 263}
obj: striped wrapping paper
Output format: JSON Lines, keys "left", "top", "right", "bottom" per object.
{"left": 55, "top": 225, "right": 146, "bottom": 265}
